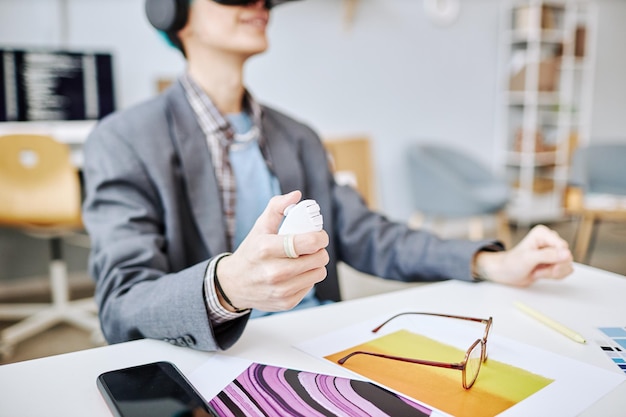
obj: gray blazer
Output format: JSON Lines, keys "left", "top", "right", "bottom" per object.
{"left": 82, "top": 81, "right": 494, "bottom": 351}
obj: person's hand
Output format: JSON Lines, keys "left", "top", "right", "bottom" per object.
{"left": 215, "top": 190, "right": 330, "bottom": 312}
{"left": 474, "top": 225, "right": 573, "bottom": 287}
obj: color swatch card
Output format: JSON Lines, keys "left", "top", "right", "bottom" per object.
{"left": 190, "top": 355, "right": 433, "bottom": 416}
{"left": 597, "top": 327, "right": 626, "bottom": 374}
{"left": 296, "top": 313, "right": 625, "bottom": 417}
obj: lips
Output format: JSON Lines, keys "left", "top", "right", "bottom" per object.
{"left": 241, "top": 14, "right": 268, "bottom": 28}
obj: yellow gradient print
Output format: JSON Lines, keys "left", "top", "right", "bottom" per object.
{"left": 325, "top": 330, "right": 553, "bottom": 417}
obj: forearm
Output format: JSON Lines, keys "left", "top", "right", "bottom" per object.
{"left": 333, "top": 185, "right": 500, "bottom": 282}
{"left": 96, "top": 257, "right": 248, "bottom": 351}
{"left": 97, "top": 261, "right": 210, "bottom": 346}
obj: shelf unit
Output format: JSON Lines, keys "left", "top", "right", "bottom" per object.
{"left": 497, "top": 0, "right": 596, "bottom": 224}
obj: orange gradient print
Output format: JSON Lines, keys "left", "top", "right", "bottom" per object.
{"left": 325, "top": 330, "right": 553, "bottom": 417}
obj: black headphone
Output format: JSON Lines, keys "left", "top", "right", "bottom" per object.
{"left": 145, "top": 0, "right": 299, "bottom": 33}
{"left": 145, "top": 0, "right": 190, "bottom": 34}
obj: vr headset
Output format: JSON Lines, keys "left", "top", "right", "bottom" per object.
{"left": 145, "top": 0, "right": 299, "bottom": 33}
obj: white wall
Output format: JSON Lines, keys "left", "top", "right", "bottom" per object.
{"left": 1, "top": 0, "right": 625, "bottom": 221}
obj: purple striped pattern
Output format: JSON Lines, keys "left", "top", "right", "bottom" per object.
{"left": 209, "top": 363, "right": 432, "bottom": 416}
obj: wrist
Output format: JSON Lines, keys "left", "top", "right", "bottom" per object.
{"left": 472, "top": 252, "right": 487, "bottom": 281}
{"left": 472, "top": 243, "right": 506, "bottom": 282}
{"left": 214, "top": 254, "right": 249, "bottom": 313}
{"left": 472, "top": 251, "right": 497, "bottom": 282}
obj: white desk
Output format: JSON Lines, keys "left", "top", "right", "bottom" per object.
{"left": 0, "top": 121, "right": 95, "bottom": 167}
{"left": 1, "top": 263, "right": 625, "bottom": 416}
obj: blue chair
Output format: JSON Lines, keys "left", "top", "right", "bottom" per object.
{"left": 567, "top": 142, "right": 626, "bottom": 262}
{"left": 407, "top": 143, "right": 511, "bottom": 246}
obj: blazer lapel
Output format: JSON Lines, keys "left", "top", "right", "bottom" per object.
{"left": 262, "top": 109, "right": 303, "bottom": 194}
{"left": 165, "top": 83, "right": 229, "bottom": 255}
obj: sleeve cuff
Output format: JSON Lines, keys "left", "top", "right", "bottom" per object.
{"left": 204, "top": 253, "right": 250, "bottom": 324}
{"left": 472, "top": 242, "right": 505, "bottom": 282}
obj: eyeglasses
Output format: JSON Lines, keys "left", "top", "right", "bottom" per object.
{"left": 337, "top": 312, "right": 493, "bottom": 389}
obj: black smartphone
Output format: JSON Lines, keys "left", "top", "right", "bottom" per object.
{"left": 96, "top": 361, "right": 218, "bottom": 417}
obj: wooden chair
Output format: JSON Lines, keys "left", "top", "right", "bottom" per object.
{"left": 323, "top": 136, "right": 377, "bottom": 209}
{"left": 566, "top": 142, "right": 626, "bottom": 263}
{"left": 0, "top": 134, "right": 101, "bottom": 357}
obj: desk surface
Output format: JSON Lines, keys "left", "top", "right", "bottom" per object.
{"left": 0, "top": 121, "right": 95, "bottom": 143}
{"left": 1, "top": 263, "right": 625, "bottom": 417}
{"left": 0, "top": 120, "right": 95, "bottom": 167}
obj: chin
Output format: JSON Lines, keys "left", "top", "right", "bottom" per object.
{"left": 240, "top": 40, "right": 268, "bottom": 56}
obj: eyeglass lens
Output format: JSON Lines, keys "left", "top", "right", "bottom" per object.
{"left": 464, "top": 340, "right": 484, "bottom": 389}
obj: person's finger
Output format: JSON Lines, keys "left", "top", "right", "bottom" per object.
{"left": 260, "top": 285, "right": 318, "bottom": 312}
{"left": 253, "top": 190, "right": 302, "bottom": 235}
{"left": 523, "top": 246, "right": 571, "bottom": 267}
{"left": 531, "top": 264, "right": 557, "bottom": 280}
{"left": 284, "top": 264, "right": 328, "bottom": 292}
{"left": 251, "top": 244, "right": 328, "bottom": 287}
{"left": 550, "top": 261, "right": 574, "bottom": 279}
{"left": 256, "top": 265, "right": 328, "bottom": 312}
{"left": 532, "top": 261, "right": 574, "bottom": 280}
{"left": 290, "top": 231, "right": 329, "bottom": 257}
{"left": 266, "top": 231, "right": 329, "bottom": 259}
{"left": 525, "top": 225, "right": 569, "bottom": 250}
{"left": 281, "top": 246, "right": 330, "bottom": 276}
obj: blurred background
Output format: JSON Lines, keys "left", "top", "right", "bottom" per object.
{"left": 1, "top": 0, "right": 625, "bottom": 364}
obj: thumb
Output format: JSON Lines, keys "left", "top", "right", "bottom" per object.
{"left": 252, "top": 190, "right": 302, "bottom": 235}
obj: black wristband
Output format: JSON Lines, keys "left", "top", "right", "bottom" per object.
{"left": 472, "top": 243, "right": 505, "bottom": 281}
{"left": 213, "top": 255, "right": 248, "bottom": 313}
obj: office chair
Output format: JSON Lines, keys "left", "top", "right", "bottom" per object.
{"left": 324, "top": 136, "right": 377, "bottom": 208}
{"left": 566, "top": 142, "right": 626, "bottom": 263}
{"left": 407, "top": 143, "right": 512, "bottom": 247}
{"left": 0, "top": 134, "right": 101, "bottom": 357}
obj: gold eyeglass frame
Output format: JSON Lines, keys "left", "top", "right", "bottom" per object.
{"left": 337, "top": 312, "right": 493, "bottom": 389}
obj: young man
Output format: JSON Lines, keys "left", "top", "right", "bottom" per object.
{"left": 82, "top": 0, "right": 573, "bottom": 352}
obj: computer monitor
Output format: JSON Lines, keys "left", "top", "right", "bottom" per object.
{"left": 0, "top": 48, "right": 116, "bottom": 122}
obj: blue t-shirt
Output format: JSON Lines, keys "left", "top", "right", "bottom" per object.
{"left": 227, "top": 113, "right": 280, "bottom": 250}
{"left": 226, "top": 113, "right": 328, "bottom": 318}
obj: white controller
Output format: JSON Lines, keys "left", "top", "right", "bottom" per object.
{"left": 278, "top": 199, "right": 323, "bottom": 235}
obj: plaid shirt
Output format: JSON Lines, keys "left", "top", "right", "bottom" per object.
{"left": 181, "top": 73, "right": 271, "bottom": 322}
{"left": 180, "top": 73, "right": 270, "bottom": 251}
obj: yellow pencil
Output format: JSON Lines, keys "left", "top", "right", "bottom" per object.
{"left": 514, "top": 301, "right": 586, "bottom": 344}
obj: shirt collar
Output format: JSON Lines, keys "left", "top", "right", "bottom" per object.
{"left": 180, "top": 72, "right": 263, "bottom": 138}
